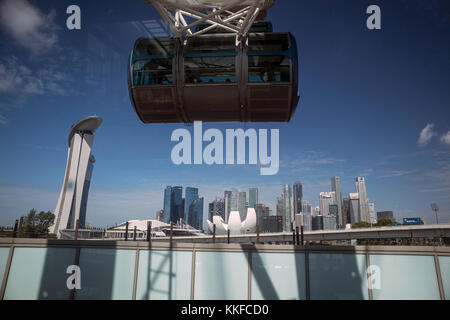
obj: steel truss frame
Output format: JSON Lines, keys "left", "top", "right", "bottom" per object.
{"left": 144, "top": 0, "right": 269, "bottom": 44}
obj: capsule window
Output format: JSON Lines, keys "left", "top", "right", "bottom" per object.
{"left": 248, "top": 55, "right": 290, "bottom": 83}
{"left": 132, "top": 59, "right": 173, "bottom": 85}
{"left": 248, "top": 33, "right": 290, "bottom": 52}
{"left": 184, "top": 56, "right": 236, "bottom": 84}
{"left": 134, "top": 37, "right": 174, "bottom": 57}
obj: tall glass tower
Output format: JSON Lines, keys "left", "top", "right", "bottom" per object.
{"left": 184, "top": 187, "right": 199, "bottom": 225}
{"left": 331, "top": 176, "right": 343, "bottom": 228}
{"left": 293, "top": 181, "right": 303, "bottom": 215}
{"left": 283, "top": 184, "right": 292, "bottom": 231}
{"left": 163, "top": 186, "right": 172, "bottom": 224}
{"left": 249, "top": 188, "right": 258, "bottom": 209}
{"left": 171, "top": 186, "right": 183, "bottom": 224}
{"left": 356, "top": 177, "right": 369, "bottom": 222}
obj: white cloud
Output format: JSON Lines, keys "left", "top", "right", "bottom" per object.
{"left": 0, "top": 0, "right": 58, "bottom": 54}
{"left": 441, "top": 131, "right": 450, "bottom": 146}
{"left": 418, "top": 123, "right": 436, "bottom": 147}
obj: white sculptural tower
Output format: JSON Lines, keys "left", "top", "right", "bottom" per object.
{"left": 50, "top": 116, "right": 102, "bottom": 237}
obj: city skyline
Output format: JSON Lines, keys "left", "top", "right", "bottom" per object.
{"left": 0, "top": 0, "right": 449, "bottom": 228}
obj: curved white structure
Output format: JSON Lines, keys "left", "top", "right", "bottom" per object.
{"left": 49, "top": 116, "right": 102, "bottom": 237}
{"left": 207, "top": 208, "right": 257, "bottom": 235}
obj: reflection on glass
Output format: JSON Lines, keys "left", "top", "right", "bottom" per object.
{"left": 309, "top": 253, "right": 368, "bottom": 300}
{"left": 251, "top": 252, "right": 306, "bottom": 300}
{"left": 195, "top": 251, "right": 247, "bottom": 300}
{"left": 4, "top": 247, "right": 75, "bottom": 300}
{"left": 136, "top": 250, "right": 192, "bottom": 300}
{"left": 439, "top": 256, "right": 450, "bottom": 300}
{"left": 370, "top": 254, "right": 440, "bottom": 300}
{"left": 133, "top": 59, "right": 173, "bottom": 85}
{"left": 0, "top": 247, "right": 10, "bottom": 289}
{"left": 76, "top": 248, "right": 135, "bottom": 300}
{"left": 248, "top": 55, "right": 290, "bottom": 83}
{"left": 184, "top": 56, "right": 236, "bottom": 84}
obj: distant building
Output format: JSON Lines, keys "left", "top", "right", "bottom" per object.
{"left": 293, "top": 181, "right": 303, "bottom": 215}
{"left": 208, "top": 197, "right": 225, "bottom": 222}
{"left": 323, "top": 216, "right": 337, "bottom": 230}
{"left": 312, "top": 215, "right": 324, "bottom": 231}
{"left": 282, "top": 185, "right": 293, "bottom": 231}
{"left": 349, "top": 193, "right": 360, "bottom": 224}
{"left": 249, "top": 188, "right": 258, "bottom": 209}
{"left": 377, "top": 211, "right": 395, "bottom": 223}
{"left": 342, "top": 198, "right": 351, "bottom": 226}
{"left": 356, "top": 177, "right": 370, "bottom": 223}
{"left": 319, "top": 192, "right": 336, "bottom": 217}
{"left": 185, "top": 187, "right": 199, "bottom": 224}
{"left": 301, "top": 200, "right": 312, "bottom": 231}
{"left": 50, "top": 116, "right": 102, "bottom": 238}
{"left": 276, "top": 197, "right": 284, "bottom": 217}
{"left": 224, "top": 191, "right": 232, "bottom": 222}
{"left": 261, "top": 215, "right": 283, "bottom": 233}
{"left": 368, "top": 202, "right": 376, "bottom": 224}
{"left": 255, "top": 203, "right": 270, "bottom": 228}
{"left": 231, "top": 189, "right": 247, "bottom": 221}
{"left": 156, "top": 209, "right": 163, "bottom": 222}
{"left": 189, "top": 197, "right": 204, "bottom": 230}
{"left": 331, "top": 176, "right": 343, "bottom": 228}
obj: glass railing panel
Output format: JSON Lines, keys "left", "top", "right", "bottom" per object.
{"left": 75, "top": 248, "right": 136, "bottom": 300}
{"left": 251, "top": 252, "right": 306, "bottom": 300}
{"left": 194, "top": 251, "right": 248, "bottom": 300}
{"left": 370, "top": 254, "right": 440, "bottom": 300}
{"left": 4, "top": 247, "right": 76, "bottom": 300}
{"left": 309, "top": 253, "right": 369, "bottom": 300}
{"left": 136, "top": 250, "right": 192, "bottom": 300}
{"left": 0, "top": 247, "right": 10, "bottom": 289}
{"left": 438, "top": 256, "right": 450, "bottom": 300}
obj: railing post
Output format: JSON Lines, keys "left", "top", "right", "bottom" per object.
{"left": 74, "top": 219, "right": 80, "bottom": 240}
{"left": 256, "top": 225, "right": 260, "bottom": 244}
{"left": 170, "top": 222, "right": 173, "bottom": 243}
{"left": 292, "top": 228, "right": 295, "bottom": 245}
{"left": 296, "top": 226, "right": 300, "bottom": 246}
{"left": 213, "top": 224, "right": 216, "bottom": 244}
{"left": 133, "top": 226, "right": 137, "bottom": 241}
{"left": 147, "top": 221, "right": 152, "bottom": 242}
{"left": 301, "top": 225, "right": 304, "bottom": 246}
{"left": 125, "top": 221, "right": 129, "bottom": 241}
{"left": 227, "top": 229, "right": 230, "bottom": 244}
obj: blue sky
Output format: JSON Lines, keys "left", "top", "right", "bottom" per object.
{"left": 0, "top": 0, "right": 449, "bottom": 228}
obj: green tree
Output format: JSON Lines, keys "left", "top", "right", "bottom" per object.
{"left": 22, "top": 209, "right": 55, "bottom": 237}
{"left": 351, "top": 221, "right": 372, "bottom": 229}
{"left": 376, "top": 218, "right": 393, "bottom": 227}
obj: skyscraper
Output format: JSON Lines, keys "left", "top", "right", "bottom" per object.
{"left": 189, "top": 197, "right": 204, "bottom": 230}
{"left": 342, "top": 198, "right": 351, "bottom": 226}
{"left": 349, "top": 193, "right": 360, "bottom": 224}
{"left": 301, "top": 200, "right": 312, "bottom": 231}
{"left": 283, "top": 184, "right": 292, "bottom": 231}
{"left": 331, "top": 176, "right": 343, "bottom": 228}
{"left": 163, "top": 186, "right": 172, "bottom": 224}
{"left": 249, "top": 188, "right": 258, "bottom": 209}
{"left": 224, "top": 190, "right": 232, "bottom": 223}
{"left": 368, "top": 202, "right": 376, "bottom": 224}
{"left": 185, "top": 187, "right": 199, "bottom": 225}
{"left": 356, "top": 177, "right": 370, "bottom": 223}
{"left": 50, "top": 116, "right": 102, "bottom": 238}
{"left": 319, "top": 192, "right": 336, "bottom": 217}
{"left": 238, "top": 190, "right": 247, "bottom": 221}
{"left": 209, "top": 197, "right": 225, "bottom": 222}
{"left": 171, "top": 186, "right": 183, "bottom": 224}
{"left": 293, "top": 181, "right": 303, "bottom": 215}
